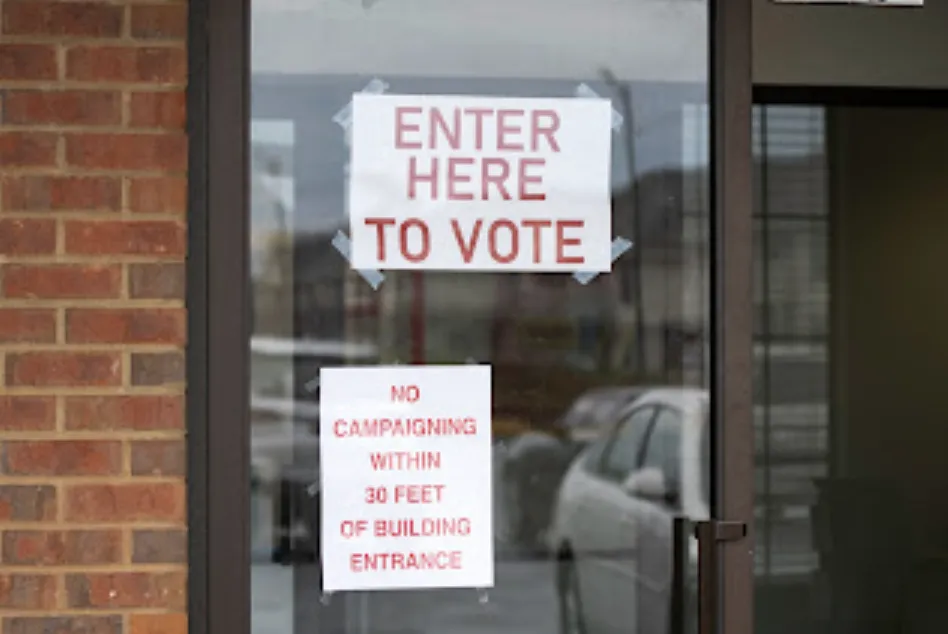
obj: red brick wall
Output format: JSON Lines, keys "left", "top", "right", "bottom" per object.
{"left": 0, "top": 1, "right": 188, "bottom": 633}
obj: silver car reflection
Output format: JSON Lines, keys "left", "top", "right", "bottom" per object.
{"left": 547, "top": 388, "right": 709, "bottom": 634}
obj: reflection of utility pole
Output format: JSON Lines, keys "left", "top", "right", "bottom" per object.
{"left": 410, "top": 271, "right": 425, "bottom": 364}
{"left": 266, "top": 158, "right": 293, "bottom": 337}
{"left": 602, "top": 69, "right": 647, "bottom": 375}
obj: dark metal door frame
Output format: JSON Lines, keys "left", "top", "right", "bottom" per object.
{"left": 187, "top": 0, "right": 252, "bottom": 631}
{"left": 709, "top": 0, "right": 755, "bottom": 633}
{"left": 185, "top": 0, "right": 756, "bottom": 630}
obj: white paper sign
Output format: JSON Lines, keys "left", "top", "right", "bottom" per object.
{"left": 348, "top": 94, "right": 613, "bottom": 272}
{"left": 319, "top": 365, "right": 494, "bottom": 591}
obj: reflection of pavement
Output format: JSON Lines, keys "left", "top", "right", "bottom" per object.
{"left": 251, "top": 442, "right": 560, "bottom": 634}
{"left": 250, "top": 440, "right": 817, "bottom": 634}
{"left": 252, "top": 559, "right": 559, "bottom": 634}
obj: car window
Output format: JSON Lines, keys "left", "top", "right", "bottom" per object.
{"left": 599, "top": 406, "right": 657, "bottom": 480}
{"left": 640, "top": 407, "right": 684, "bottom": 499}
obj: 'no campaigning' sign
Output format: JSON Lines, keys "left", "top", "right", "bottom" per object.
{"left": 348, "top": 93, "right": 613, "bottom": 272}
{"left": 319, "top": 365, "right": 493, "bottom": 591}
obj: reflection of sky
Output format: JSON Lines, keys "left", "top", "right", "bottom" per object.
{"left": 250, "top": 0, "right": 708, "bottom": 82}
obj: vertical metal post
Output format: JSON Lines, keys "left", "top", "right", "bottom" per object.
{"left": 410, "top": 271, "right": 425, "bottom": 363}
{"left": 670, "top": 516, "right": 690, "bottom": 634}
{"left": 710, "top": 0, "right": 755, "bottom": 626}
{"left": 696, "top": 522, "right": 747, "bottom": 634}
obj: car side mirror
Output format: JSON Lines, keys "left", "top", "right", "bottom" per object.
{"left": 623, "top": 467, "right": 676, "bottom": 504}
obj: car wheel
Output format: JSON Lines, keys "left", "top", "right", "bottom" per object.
{"left": 558, "top": 556, "right": 588, "bottom": 634}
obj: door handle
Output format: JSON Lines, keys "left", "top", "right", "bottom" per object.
{"left": 669, "top": 517, "right": 689, "bottom": 634}
{"left": 694, "top": 520, "right": 746, "bottom": 634}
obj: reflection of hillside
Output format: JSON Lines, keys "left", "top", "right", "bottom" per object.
{"left": 250, "top": 153, "right": 826, "bottom": 379}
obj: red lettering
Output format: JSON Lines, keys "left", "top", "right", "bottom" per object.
{"left": 531, "top": 109, "right": 561, "bottom": 152}
{"left": 399, "top": 218, "right": 430, "bottom": 263}
{"left": 405, "top": 157, "right": 546, "bottom": 202}
{"left": 394, "top": 484, "right": 446, "bottom": 504}
{"left": 447, "top": 157, "right": 475, "bottom": 200}
{"left": 481, "top": 158, "right": 511, "bottom": 200}
{"left": 334, "top": 419, "right": 347, "bottom": 437}
{"left": 340, "top": 519, "right": 368, "bottom": 538}
{"left": 407, "top": 156, "right": 438, "bottom": 200}
{"left": 452, "top": 218, "right": 581, "bottom": 265}
{"left": 394, "top": 106, "right": 561, "bottom": 153}
{"left": 390, "top": 384, "right": 420, "bottom": 402}
{"left": 488, "top": 219, "right": 519, "bottom": 264}
{"left": 496, "top": 109, "right": 525, "bottom": 151}
{"left": 466, "top": 108, "right": 492, "bottom": 150}
{"left": 430, "top": 107, "right": 461, "bottom": 150}
{"left": 395, "top": 106, "right": 423, "bottom": 149}
{"left": 350, "top": 551, "right": 463, "bottom": 572}
{"left": 451, "top": 219, "right": 483, "bottom": 263}
{"left": 522, "top": 219, "right": 552, "bottom": 264}
{"left": 556, "top": 220, "right": 584, "bottom": 264}
{"left": 518, "top": 158, "right": 546, "bottom": 200}
{"left": 364, "top": 218, "right": 396, "bottom": 261}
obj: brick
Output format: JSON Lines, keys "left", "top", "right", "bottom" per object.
{"left": 0, "top": 219, "right": 56, "bottom": 255}
{"left": 2, "top": 530, "right": 122, "bottom": 566}
{"left": 129, "top": 91, "right": 186, "bottom": 129}
{"left": 130, "top": 4, "right": 186, "bottom": 39}
{"left": 0, "top": 575, "right": 56, "bottom": 610}
{"left": 131, "top": 352, "right": 184, "bottom": 386}
{"left": 65, "top": 483, "right": 184, "bottom": 523}
{"left": 3, "top": 265, "right": 122, "bottom": 299}
{"left": 129, "top": 614, "right": 186, "bottom": 634}
{"left": 65, "top": 395, "right": 183, "bottom": 431}
{"left": 66, "top": 133, "right": 186, "bottom": 171}
{"left": 132, "top": 529, "right": 186, "bottom": 563}
{"left": 2, "top": 1, "right": 124, "bottom": 38}
{"left": 64, "top": 220, "right": 185, "bottom": 257}
{"left": 4, "top": 616, "right": 122, "bottom": 634}
{"left": 0, "top": 44, "right": 57, "bottom": 81}
{"left": 2, "top": 176, "right": 122, "bottom": 212}
{"left": 2, "top": 90, "right": 121, "bottom": 127}
{"left": 129, "top": 263, "right": 185, "bottom": 299}
{"left": 0, "top": 397, "right": 55, "bottom": 431}
{"left": 128, "top": 176, "right": 186, "bottom": 214}
{"left": 66, "top": 308, "right": 185, "bottom": 345}
{"left": 2, "top": 441, "right": 122, "bottom": 476}
{"left": 0, "top": 133, "right": 58, "bottom": 168}
{"left": 0, "top": 309, "right": 56, "bottom": 343}
{"left": 0, "top": 486, "right": 56, "bottom": 522}
{"left": 131, "top": 440, "right": 184, "bottom": 477}
{"left": 66, "top": 46, "right": 186, "bottom": 84}
{"left": 66, "top": 572, "right": 185, "bottom": 610}
{"left": 5, "top": 352, "right": 121, "bottom": 388}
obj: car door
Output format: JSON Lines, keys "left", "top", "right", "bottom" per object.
{"left": 579, "top": 404, "right": 658, "bottom": 634}
{"left": 633, "top": 406, "right": 686, "bottom": 634}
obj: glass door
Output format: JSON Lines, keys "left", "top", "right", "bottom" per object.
{"left": 237, "top": 0, "right": 748, "bottom": 633}
{"left": 751, "top": 97, "right": 948, "bottom": 634}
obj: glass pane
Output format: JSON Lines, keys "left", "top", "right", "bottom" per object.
{"left": 753, "top": 104, "right": 830, "bottom": 634}
{"left": 249, "top": 1, "right": 711, "bottom": 633}
{"left": 754, "top": 104, "right": 948, "bottom": 634}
